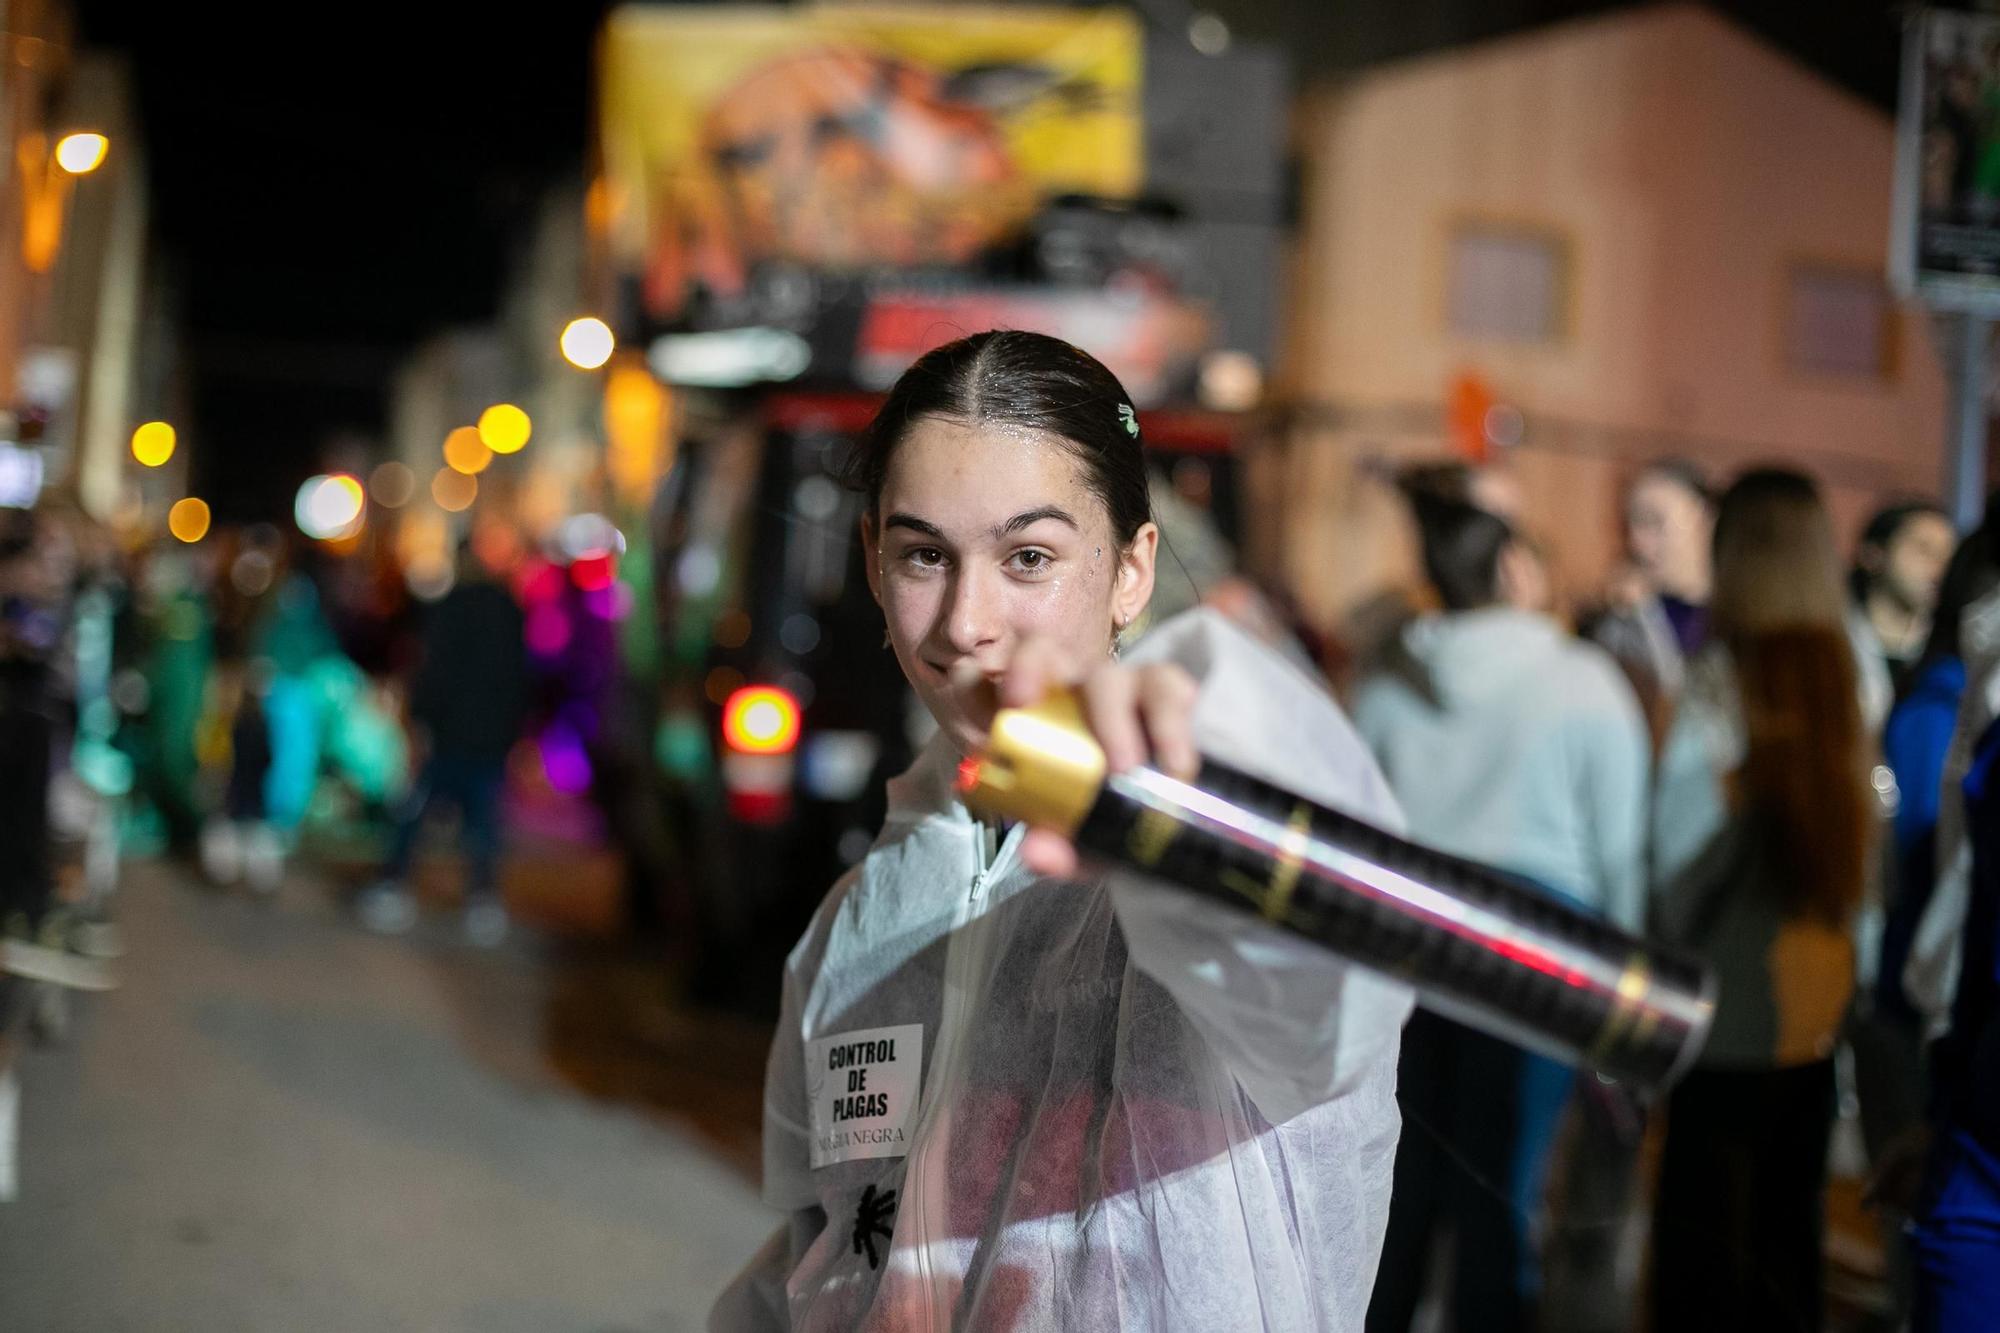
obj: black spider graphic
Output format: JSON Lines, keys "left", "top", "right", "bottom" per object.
{"left": 851, "top": 1183, "right": 899, "bottom": 1270}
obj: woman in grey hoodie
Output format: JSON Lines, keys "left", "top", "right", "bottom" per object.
{"left": 1354, "top": 492, "right": 1649, "bottom": 1332}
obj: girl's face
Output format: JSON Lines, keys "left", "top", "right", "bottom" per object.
{"left": 865, "top": 416, "right": 1157, "bottom": 758}
{"left": 1626, "top": 473, "right": 1713, "bottom": 601}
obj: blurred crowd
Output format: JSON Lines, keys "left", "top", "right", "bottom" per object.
{"left": 0, "top": 507, "right": 560, "bottom": 1020}
{"left": 4, "top": 440, "right": 1998, "bottom": 1329}
{"left": 0, "top": 509, "right": 391, "bottom": 999}
{"left": 1342, "top": 455, "right": 1990, "bottom": 1332}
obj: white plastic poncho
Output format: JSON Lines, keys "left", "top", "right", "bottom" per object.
{"left": 711, "top": 610, "right": 1414, "bottom": 1331}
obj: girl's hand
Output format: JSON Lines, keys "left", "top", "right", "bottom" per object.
{"left": 991, "top": 635, "right": 1199, "bottom": 878}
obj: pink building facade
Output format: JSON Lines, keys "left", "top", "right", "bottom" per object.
{"left": 1261, "top": 5, "right": 1946, "bottom": 634}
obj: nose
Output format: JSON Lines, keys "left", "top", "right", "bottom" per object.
{"left": 938, "top": 564, "right": 1003, "bottom": 661}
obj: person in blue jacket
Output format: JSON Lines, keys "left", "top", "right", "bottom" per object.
{"left": 1885, "top": 509, "right": 2000, "bottom": 1025}
{"left": 1910, "top": 710, "right": 2000, "bottom": 1330}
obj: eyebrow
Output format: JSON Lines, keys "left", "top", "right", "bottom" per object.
{"left": 881, "top": 506, "right": 1081, "bottom": 543}
{"left": 883, "top": 513, "right": 945, "bottom": 540}
{"left": 995, "top": 506, "right": 1079, "bottom": 539}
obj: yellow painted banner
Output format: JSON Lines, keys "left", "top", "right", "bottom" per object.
{"left": 598, "top": 5, "right": 1142, "bottom": 320}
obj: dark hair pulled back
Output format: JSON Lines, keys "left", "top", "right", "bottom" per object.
{"left": 1907, "top": 491, "right": 2000, "bottom": 693}
{"left": 1851, "top": 499, "right": 1952, "bottom": 603}
{"left": 845, "top": 330, "right": 1154, "bottom": 546}
{"left": 1859, "top": 500, "right": 1950, "bottom": 553}
{"left": 1401, "top": 484, "right": 1512, "bottom": 612}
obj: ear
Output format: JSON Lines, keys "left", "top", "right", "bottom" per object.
{"left": 1497, "top": 539, "right": 1549, "bottom": 612}
{"left": 861, "top": 511, "right": 883, "bottom": 607}
{"left": 1114, "top": 522, "right": 1159, "bottom": 630}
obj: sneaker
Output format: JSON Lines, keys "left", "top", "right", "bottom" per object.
{"left": 357, "top": 883, "right": 418, "bottom": 936}
{"left": 199, "top": 820, "right": 243, "bottom": 886}
{"left": 66, "top": 913, "right": 125, "bottom": 960}
{"left": 0, "top": 913, "right": 116, "bottom": 991}
{"left": 463, "top": 899, "right": 508, "bottom": 949}
{"left": 241, "top": 824, "right": 284, "bottom": 896}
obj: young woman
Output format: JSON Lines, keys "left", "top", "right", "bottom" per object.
{"left": 1648, "top": 468, "right": 1874, "bottom": 1332}
{"left": 711, "top": 331, "right": 1413, "bottom": 1330}
{"left": 1589, "top": 459, "right": 1716, "bottom": 746}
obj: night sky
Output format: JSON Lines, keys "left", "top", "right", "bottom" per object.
{"left": 74, "top": 1, "right": 613, "bottom": 519}
{"left": 72, "top": 1, "right": 1898, "bottom": 523}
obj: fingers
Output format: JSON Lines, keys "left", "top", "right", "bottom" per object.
{"left": 1136, "top": 665, "right": 1200, "bottom": 781}
{"left": 999, "top": 648, "right": 1199, "bottom": 779}
{"left": 1077, "top": 664, "right": 1144, "bottom": 773}
{"left": 947, "top": 661, "right": 999, "bottom": 738}
{"left": 1080, "top": 662, "right": 1199, "bottom": 777}
{"left": 996, "top": 635, "right": 1076, "bottom": 709}
{"left": 1020, "top": 828, "right": 1080, "bottom": 879}
{"left": 989, "top": 648, "right": 1199, "bottom": 881}
{"left": 1017, "top": 668, "right": 1194, "bottom": 878}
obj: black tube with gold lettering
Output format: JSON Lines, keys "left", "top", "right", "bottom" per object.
{"left": 961, "top": 693, "right": 1715, "bottom": 1091}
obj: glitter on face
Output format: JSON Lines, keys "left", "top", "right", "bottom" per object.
{"left": 873, "top": 418, "right": 1142, "bottom": 757}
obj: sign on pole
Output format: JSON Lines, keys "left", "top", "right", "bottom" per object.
{"left": 1892, "top": 8, "right": 2000, "bottom": 313}
{"left": 1892, "top": 9, "right": 2000, "bottom": 527}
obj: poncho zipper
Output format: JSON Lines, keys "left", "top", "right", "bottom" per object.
{"left": 906, "top": 819, "right": 1007, "bottom": 1332}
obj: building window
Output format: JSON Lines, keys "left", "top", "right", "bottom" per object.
{"left": 1787, "top": 266, "right": 1893, "bottom": 380}
{"left": 1448, "top": 224, "right": 1567, "bottom": 343}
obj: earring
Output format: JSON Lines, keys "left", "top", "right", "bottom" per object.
{"left": 882, "top": 629, "right": 892, "bottom": 649}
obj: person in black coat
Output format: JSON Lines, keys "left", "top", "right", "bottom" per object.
{"left": 358, "top": 543, "right": 528, "bottom": 945}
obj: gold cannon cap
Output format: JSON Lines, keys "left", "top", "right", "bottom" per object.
{"left": 957, "top": 689, "right": 1107, "bottom": 835}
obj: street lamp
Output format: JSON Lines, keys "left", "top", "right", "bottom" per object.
{"left": 54, "top": 132, "right": 108, "bottom": 175}
{"left": 431, "top": 467, "right": 477, "bottom": 513}
{"left": 477, "top": 403, "right": 531, "bottom": 453}
{"left": 131, "top": 421, "right": 175, "bottom": 467}
{"left": 168, "top": 497, "right": 210, "bottom": 544}
{"left": 23, "top": 130, "right": 109, "bottom": 272}
{"left": 442, "top": 425, "right": 492, "bottom": 475}
{"left": 561, "top": 317, "right": 615, "bottom": 370}
{"left": 295, "top": 474, "right": 366, "bottom": 541}
{"left": 369, "top": 461, "right": 416, "bottom": 508}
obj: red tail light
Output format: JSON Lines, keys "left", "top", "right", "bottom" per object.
{"left": 722, "top": 685, "right": 801, "bottom": 755}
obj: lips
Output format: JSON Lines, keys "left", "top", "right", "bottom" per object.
{"left": 924, "top": 659, "right": 1001, "bottom": 687}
